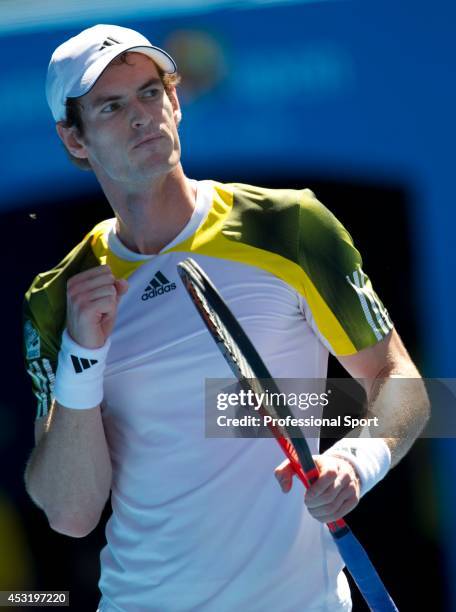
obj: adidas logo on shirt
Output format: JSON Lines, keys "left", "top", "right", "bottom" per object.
{"left": 142, "top": 271, "right": 176, "bottom": 301}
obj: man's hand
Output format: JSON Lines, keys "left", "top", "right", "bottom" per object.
{"left": 66, "top": 265, "right": 128, "bottom": 349}
{"left": 274, "top": 455, "right": 361, "bottom": 523}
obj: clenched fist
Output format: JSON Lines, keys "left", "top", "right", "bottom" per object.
{"left": 66, "top": 265, "right": 129, "bottom": 349}
{"left": 274, "top": 455, "right": 361, "bottom": 523}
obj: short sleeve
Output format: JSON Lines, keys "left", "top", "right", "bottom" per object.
{"left": 22, "top": 230, "right": 102, "bottom": 420}
{"left": 23, "top": 286, "right": 60, "bottom": 420}
{"left": 296, "top": 192, "right": 393, "bottom": 356}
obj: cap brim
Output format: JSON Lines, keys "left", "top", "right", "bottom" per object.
{"left": 68, "top": 43, "right": 177, "bottom": 99}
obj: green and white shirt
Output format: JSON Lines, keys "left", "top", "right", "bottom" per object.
{"left": 23, "top": 181, "right": 392, "bottom": 611}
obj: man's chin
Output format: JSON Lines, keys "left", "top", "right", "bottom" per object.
{"left": 130, "top": 158, "right": 181, "bottom": 181}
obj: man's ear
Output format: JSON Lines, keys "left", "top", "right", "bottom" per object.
{"left": 56, "top": 122, "right": 89, "bottom": 159}
{"left": 168, "top": 87, "right": 182, "bottom": 126}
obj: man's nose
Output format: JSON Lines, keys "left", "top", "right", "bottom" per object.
{"left": 129, "top": 99, "right": 152, "bottom": 129}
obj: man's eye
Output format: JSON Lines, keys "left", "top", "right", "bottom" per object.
{"left": 101, "top": 103, "right": 118, "bottom": 114}
{"left": 143, "top": 88, "right": 160, "bottom": 98}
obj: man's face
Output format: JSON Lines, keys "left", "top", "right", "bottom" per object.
{"left": 73, "top": 53, "right": 181, "bottom": 184}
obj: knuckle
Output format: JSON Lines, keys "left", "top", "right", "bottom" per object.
{"left": 67, "top": 279, "right": 80, "bottom": 295}
{"left": 340, "top": 472, "right": 351, "bottom": 486}
{"left": 348, "top": 481, "right": 358, "bottom": 495}
{"left": 70, "top": 293, "right": 84, "bottom": 307}
{"left": 317, "top": 473, "right": 331, "bottom": 485}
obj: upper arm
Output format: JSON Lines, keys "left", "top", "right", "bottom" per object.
{"left": 337, "top": 328, "right": 421, "bottom": 396}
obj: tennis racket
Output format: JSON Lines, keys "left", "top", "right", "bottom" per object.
{"left": 177, "top": 257, "right": 398, "bottom": 612}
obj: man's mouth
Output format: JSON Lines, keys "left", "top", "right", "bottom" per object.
{"left": 133, "top": 134, "right": 162, "bottom": 149}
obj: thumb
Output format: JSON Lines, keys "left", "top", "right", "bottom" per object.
{"left": 274, "top": 458, "right": 294, "bottom": 493}
{"left": 115, "top": 278, "right": 129, "bottom": 297}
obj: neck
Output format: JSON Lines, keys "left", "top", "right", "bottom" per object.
{"left": 96, "top": 164, "right": 196, "bottom": 255}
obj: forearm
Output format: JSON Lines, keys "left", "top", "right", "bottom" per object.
{"left": 365, "top": 367, "right": 430, "bottom": 467}
{"left": 303, "top": 368, "right": 431, "bottom": 517}
{"left": 25, "top": 400, "right": 112, "bottom": 537}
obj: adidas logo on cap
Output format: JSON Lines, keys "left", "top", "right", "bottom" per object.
{"left": 99, "top": 36, "right": 121, "bottom": 51}
{"left": 142, "top": 271, "right": 176, "bottom": 301}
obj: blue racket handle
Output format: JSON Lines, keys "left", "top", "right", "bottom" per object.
{"left": 332, "top": 527, "right": 399, "bottom": 611}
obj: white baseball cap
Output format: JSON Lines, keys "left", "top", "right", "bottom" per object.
{"left": 46, "top": 24, "right": 177, "bottom": 122}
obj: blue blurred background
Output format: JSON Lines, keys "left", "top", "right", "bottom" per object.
{"left": 1, "top": 0, "right": 455, "bottom": 609}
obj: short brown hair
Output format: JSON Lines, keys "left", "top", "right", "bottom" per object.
{"left": 62, "top": 52, "right": 181, "bottom": 171}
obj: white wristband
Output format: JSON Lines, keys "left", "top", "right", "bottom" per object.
{"left": 323, "top": 437, "right": 391, "bottom": 497}
{"left": 53, "top": 329, "right": 111, "bottom": 409}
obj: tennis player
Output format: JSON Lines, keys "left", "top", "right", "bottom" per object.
{"left": 24, "top": 24, "right": 429, "bottom": 611}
